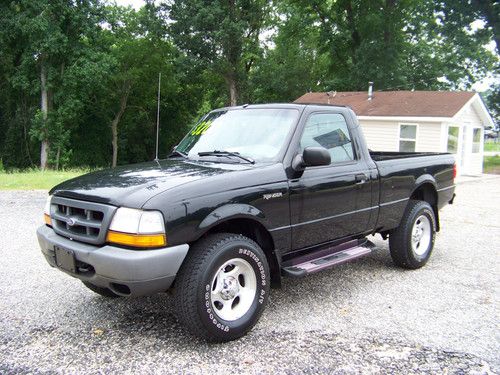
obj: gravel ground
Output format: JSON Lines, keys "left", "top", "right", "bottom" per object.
{"left": 0, "top": 176, "right": 499, "bottom": 374}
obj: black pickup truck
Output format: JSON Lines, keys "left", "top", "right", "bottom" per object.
{"left": 37, "top": 103, "right": 456, "bottom": 341}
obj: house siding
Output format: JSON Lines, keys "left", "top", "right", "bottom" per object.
{"left": 415, "top": 122, "right": 442, "bottom": 152}
{"left": 358, "top": 104, "right": 485, "bottom": 176}
{"left": 358, "top": 120, "right": 399, "bottom": 151}
{"left": 358, "top": 119, "right": 442, "bottom": 152}
{"left": 450, "top": 101, "right": 482, "bottom": 125}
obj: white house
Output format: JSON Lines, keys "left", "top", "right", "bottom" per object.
{"left": 295, "top": 90, "right": 495, "bottom": 176}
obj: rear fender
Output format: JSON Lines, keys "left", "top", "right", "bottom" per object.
{"left": 413, "top": 175, "right": 437, "bottom": 191}
{"left": 410, "top": 176, "right": 439, "bottom": 231}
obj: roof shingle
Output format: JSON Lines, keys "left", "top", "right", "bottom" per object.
{"left": 294, "top": 91, "right": 476, "bottom": 117}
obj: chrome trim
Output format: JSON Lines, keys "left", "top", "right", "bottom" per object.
{"left": 270, "top": 206, "right": 378, "bottom": 232}
{"left": 379, "top": 198, "right": 409, "bottom": 207}
{"left": 270, "top": 197, "right": 415, "bottom": 232}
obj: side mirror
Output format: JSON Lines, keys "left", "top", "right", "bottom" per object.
{"left": 292, "top": 147, "right": 331, "bottom": 171}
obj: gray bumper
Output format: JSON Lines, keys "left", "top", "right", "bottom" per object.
{"left": 37, "top": 225, "right": 189, "bottom": 297}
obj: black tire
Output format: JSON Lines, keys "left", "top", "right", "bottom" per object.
{"left": 82, "top": 281, "right": 121, "bottom": 298}
{"left": 173, "top": 233, "right": 270, "bottom": 342}
{"left": 389, "top": 200, "right": 436, "bottom": 269}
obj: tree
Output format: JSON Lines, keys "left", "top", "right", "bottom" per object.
{"left": 0, "top": 0, "right": 497, "bottom": 171}
{"left": 484, "top": 84, "right": 500, "bottom": 127}
{"left": 102, "top": 6, "right": 189, "bottom": 166}
{"left": 470, "top": 0, "right": 499, "bottom": 54}
{"left": 168, "top": 0, "right": 270, "bottom": 105}
{"left": 274, "top": 0, "right": 498, "bottom": 92}
{"left": 279, "top": 0, "right": 412, "bottom": 91}
{"left": 0, "top": 0, "right": 110, "bottom": 169}
{"left": 427, "top": 0, "right": 498, "bottom": 89}
{"left": 248, "top": 1, "right": 328, "bottom": 102}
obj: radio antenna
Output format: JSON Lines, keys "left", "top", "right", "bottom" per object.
{"left": 155, "top": 72, "right": 161, "bottom": 161}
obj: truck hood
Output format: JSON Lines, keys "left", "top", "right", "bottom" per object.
{"left": 50, "top": 159, "right": 255, "bottom": 207}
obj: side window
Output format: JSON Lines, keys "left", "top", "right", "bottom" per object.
{"left": 300, "top": 113, "right": 354, "bottom": 164}
{"left": 399, "top": 123, "right": 417, "bottom": 152}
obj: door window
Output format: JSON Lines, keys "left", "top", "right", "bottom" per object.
{"left": 399, "top": 124, "right": 417, "bottom": 152}
{"left": 472, "top": 128, "right": 481, "bottom": 153}
{"left": 447, "top": 126, "right": 459, "bottom": 154}
{"left": 300, "top": 113, "right": 354, "bottom": 164}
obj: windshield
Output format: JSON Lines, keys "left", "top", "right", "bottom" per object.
{"left": 175, "top": 108, "right": 299, "bottom": 163}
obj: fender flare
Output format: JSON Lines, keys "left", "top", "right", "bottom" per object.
{"left": 409, "top": 175, "right": 440, "bottom": 231}
{"left": 197, "top": 204, "right": 281, "bottom": 286}
{"left": 198, "top": 203, "right": 269, "bottom": 231}
{"left": 410, "top": 175, "right": 438, "bottom": 204}
{"left": 413, "top": 174, "right": 437, "bottom": 193}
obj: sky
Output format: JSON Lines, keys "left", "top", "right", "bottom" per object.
{"left": 113, "top": 0, "right": 497, "bottom": 92}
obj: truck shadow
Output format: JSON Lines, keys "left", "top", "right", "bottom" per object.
{"left": 273, "top": 245, "right": 398, "bottom": 301}
{"left": 86, "top": 242, "right": 399, "bottom": 342}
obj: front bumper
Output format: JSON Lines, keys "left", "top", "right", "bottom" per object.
{"left": 37, "top": 225, "right": 189, "bottom": 297}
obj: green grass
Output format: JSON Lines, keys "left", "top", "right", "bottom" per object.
{"left": 0, "top": 169, "right": 87, "bottom": 190}
{"left": 484, "top": 142, "right": 500, "bottom": 152}
{"left": 484, "top": 155, "right": 500, "bottom": 174}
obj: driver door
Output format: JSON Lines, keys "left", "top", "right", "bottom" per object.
{"left": 289, "top": 111, "right": 373, "bottom": 250}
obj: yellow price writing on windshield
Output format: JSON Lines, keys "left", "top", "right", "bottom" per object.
{"left": 191, "top": 120, "right": 212, "bottom": 136}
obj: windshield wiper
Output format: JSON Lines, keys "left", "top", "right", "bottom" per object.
{"left": 198, "top": 150, "right": 255, "bottom": 164}
{"left": 168, "top": 149, "right": 187, "bottom": 158}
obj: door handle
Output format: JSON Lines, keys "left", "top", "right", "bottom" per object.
{"left": 355, "top": 174, "right": 368, "bottom": 185}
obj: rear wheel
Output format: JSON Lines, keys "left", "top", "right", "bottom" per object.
{"left": 173, "top": 233, "right": 270, "bottom": 342}
{"left": 389, "top": 200, "right": 436, "bottom": 269}
{"left": 82, "top": 281, "right": 121, "bottom": 298}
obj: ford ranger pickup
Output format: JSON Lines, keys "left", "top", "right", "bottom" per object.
{"left": 37, "top": 103, "right": 456, "bottom": 341}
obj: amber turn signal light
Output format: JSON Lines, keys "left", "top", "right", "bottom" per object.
{"left": 106, "top": 230, "right": 166, "bottom": 248}
{"left": 44, "top": 213, "right": 52, "bottom": 226}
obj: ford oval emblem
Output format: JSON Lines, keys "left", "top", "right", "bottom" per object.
{"left": 66, "top": 217, "right": 76, "bottom": 226}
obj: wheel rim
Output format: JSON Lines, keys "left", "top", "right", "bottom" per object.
{"left": 411, "top": 214, "right": 432, "bottom": 256}
{"left": 210, "top": 258, "right": 257, "bottom": 322}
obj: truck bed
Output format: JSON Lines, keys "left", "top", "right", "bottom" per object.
{"left": 369, "top": 151, "right": 449, "bottom": 161}
{"left": 369, "top": 150, "right": 456, "bottom": 233}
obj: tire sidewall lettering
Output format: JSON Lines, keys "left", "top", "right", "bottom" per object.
{"left": 202, "top": 244, "right": 269, "bottom": 334}
{"left": 238, "top": 248, "right": 267, "bottom": 287}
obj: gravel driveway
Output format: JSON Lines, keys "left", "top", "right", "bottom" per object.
{"left": 1, "top": 176, "right": 499, "bottom": 374}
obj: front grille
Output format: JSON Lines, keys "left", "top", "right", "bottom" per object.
{"left": 50, "top": 196, "right": 116, "bottom": 245}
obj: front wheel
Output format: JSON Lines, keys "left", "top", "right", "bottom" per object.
{"left": 389, "top": 200, "right": 436, "bottom": 269}
{"left": 173, "top": 233, "right": 270, "bottom": 342}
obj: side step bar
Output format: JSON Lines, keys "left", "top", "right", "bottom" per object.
{"left": 281, "top": 240, "right": 374, "bottom": 278}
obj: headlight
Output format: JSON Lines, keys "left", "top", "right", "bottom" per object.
{"left": 106, "top": 207, "right": 166, "bottom": 248}
{"left": 44, "top": 195, "right": 52, "bottom": 226}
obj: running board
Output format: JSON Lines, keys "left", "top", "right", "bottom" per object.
{"left": 281, "top": 240, "right": 374, "bottom": 278}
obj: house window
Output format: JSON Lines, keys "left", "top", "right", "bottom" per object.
{"left": 399, "top": 124, "right": 417, "bottom": 152}
{"left": 472, "top": 128, "right": 481, "bottom": 153}
{"left": 447, "top": 126, "right": 459, "bottom": 154}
